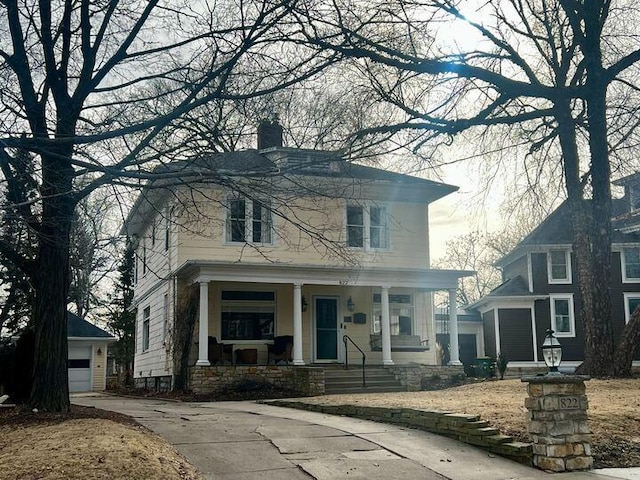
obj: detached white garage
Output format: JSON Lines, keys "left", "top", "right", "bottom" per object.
{"left": 67, "top": 312, "right": 115, "bottom": 393}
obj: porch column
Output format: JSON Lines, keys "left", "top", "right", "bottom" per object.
{"left": 196, "top": 281, "right": 210, "bottom": 366}
{"left": 381, "top": 285, "right": 394, "bottom": 366}
{"left": 292, "top": 282, "right": 305, "bottom": 365}
{"left": 448, "top": 288, "right": 461, "bottom": 365}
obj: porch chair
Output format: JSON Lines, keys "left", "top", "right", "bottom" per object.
{"left": 208, "top": 336, "right": 233, "bottom": 365}
{"left": 268, "top": 335, "right": 293, "bottom": 365}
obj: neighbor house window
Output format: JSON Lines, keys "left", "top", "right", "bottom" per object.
{"left": 372, "top": 293, "right": 413, "bottom": 335}
{"left": 548, "top": 249, "right": 571, "bottom": 283}
{"left": 142, "top": 306, "right": 150, "bottom": 351}
{"left": 226, "top": 196, "right": 272, "bottom": 244}
{"left": 549, "top": 294, "right": 575, "bottom": 337}
{"left": 220, "top": 290, "right": 275, "bottom": 341}
{"left": 624, "top": 293, "right": 640, "bottom": 324}
{"left": 346, "top": 204, "right": 389, "bottom": 250}
{"left": 622, "top": 247, "right": 640, "bottom": 282}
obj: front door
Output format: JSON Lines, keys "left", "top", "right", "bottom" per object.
{"left": 314, "top": 297, "right": 340, "bottom": 362}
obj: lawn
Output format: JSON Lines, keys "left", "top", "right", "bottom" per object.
{"left": 0, "top": 405, "right": 202, "bottom": 480}
{"left": 288, "top": 378, "right": 640, "bottom": 468}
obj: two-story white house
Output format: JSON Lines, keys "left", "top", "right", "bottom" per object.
{"left": 123, "top": 122, "right": 471, "bottom": 394}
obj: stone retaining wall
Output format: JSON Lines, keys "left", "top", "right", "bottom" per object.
{"left": 386, "top": 364, "right": 466, "bottom": 391}
{"left": 189, "top": 365, "right": 325, "bottom": 396}
{"left": 266, "top": 400, "right": 532, "bottom": 465}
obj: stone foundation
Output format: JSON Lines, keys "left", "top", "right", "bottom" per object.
{"left": 189, "top": 365, "right": 325, "bottom": 396}
{"left": 134, "top": 375, "right": 172, "bottom": 392}
{"left": 386, "top": 364, "right": 465, "bottom": 391}
{"left": 523, "top": 375, "right": 593, "bottom": 472}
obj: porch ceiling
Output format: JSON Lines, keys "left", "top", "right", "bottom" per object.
{"left": 178, "top": 260, "right": 473, "bottom": 290}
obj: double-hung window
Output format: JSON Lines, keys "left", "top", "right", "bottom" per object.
{"left": 372, "top": 293, "right": 413, "bottom": 335}
{"left": 622, "top": 247, "right": 640, "bottom": 282}
{"left": 226, "top": 196, "right": 272, "bottom": 244}
{"left": 549, "top": 294, "right": 575, "bottom": 337}
{"left": 548, "top": 249, "right": 571, "bottom": 283}
{"left": 346, "top": 204, "right": 389, "bottom": 250}
{"left": 221, "top": 290, "right": 276, "bottom": 341}
{"left": 623, "top": 293, "right": 640, "bottom": 324}
{"left": 142, "top": 306, "right": 150, "bottom": 352}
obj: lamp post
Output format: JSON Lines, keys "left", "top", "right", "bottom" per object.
{"left": 541, "top": 328, "right": 563, "bottom": 374}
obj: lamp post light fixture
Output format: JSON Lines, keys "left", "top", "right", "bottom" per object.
{"left": 541, "top": 328, "right": 563, "bottom": 374}
{"left": 347, "top": 296, "right": 355, "bottom": 312}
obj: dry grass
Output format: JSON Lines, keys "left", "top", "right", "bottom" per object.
{"left": 295, "top": 378, "right": 640, "bottom": 468}
{"left": 0, "top": 415, "right": 202, "bottom": 480}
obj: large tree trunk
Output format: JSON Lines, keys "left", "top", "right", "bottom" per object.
{"left": 28, "top": 153, "right": 75, "bottom": 412}
{"left": 613, "top": 308, "right": 640, "bottom": 377}
{"left": 580, "top": 7, "right": 616, "bottom": 376}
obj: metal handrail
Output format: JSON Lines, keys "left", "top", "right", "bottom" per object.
{"left": 343, "top": 335, "right": 366, "bottom": 388}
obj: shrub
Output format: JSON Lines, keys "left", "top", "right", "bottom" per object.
{"left": 496, "top": 353, "right": 508, "bottom": 380}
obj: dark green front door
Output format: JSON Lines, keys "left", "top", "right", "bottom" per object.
{"left": 315, "top": 297, "right": 339, "bottom": 361}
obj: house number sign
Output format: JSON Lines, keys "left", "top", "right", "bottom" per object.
{"left": 559, "top": 396, "right": 580, "bottom": 409}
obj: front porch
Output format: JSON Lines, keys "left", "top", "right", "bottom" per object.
{"left": 180, "top": 261, "right": 472, "bottom": 371}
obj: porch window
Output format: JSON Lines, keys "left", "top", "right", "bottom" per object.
{"left": 220, "top": 290, "right": 276, "bottom": 341}
{"left": 622, "top": 247, "right": 640, "bottom": 282}
{"left": 548, "top": 249, "right": 571, "bottom": 283}
{"left": 226, "top": 196, "right": 272, "bottom": 244}
{"left": 142, "top": 306, "right": 150, "bottom": 352}
{"left": 550, "top": 294, "right": 575, "bottom": 337}
{"left": 346, "top": 204, "right": 389, "bottom": 250}
{"left": 372, "top": 293, "right": 413, "bottom": 335}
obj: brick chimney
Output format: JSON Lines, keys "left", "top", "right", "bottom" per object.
{"left": 257, "top": 119, "right": 283, "bottom": 150}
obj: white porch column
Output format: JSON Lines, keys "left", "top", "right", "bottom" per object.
{"left": 292, "top": 283, "right": 305, "bottom": 365}
{"left": 196, "top": 281, "right": 210, "bottom": 366}
{"left": 448, "top": 288, "right": 462, "bottom": 365}
{"left": 381, "top": 285, "right": 394, "bottom": 366}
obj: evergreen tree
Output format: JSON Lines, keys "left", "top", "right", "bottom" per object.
{"left": 108, "top": 242, "right": 136, "bottom": 386}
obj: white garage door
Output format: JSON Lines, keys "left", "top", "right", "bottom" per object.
{"left": 68, "top": 346, "right": 91, "bottom": 392}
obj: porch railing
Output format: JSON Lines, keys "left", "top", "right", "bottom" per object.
{"left": 343, "top": 335, "right": 366, "bottom": 388}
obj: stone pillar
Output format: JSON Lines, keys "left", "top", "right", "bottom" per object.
{"left": 522, "top": 375, "right": 592, "bottom": 472}
{"left": 292, "top": 283, "right": 305, "bottom": 365}
{"left": 381, "top": 285, "right": 394, "bottom": 365}
{"left": 448, "top": 288, "right": 461, "bottom": 365}
{"left": 196, "top": 281, "right": 210, "bottom": 366}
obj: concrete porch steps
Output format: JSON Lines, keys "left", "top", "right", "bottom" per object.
{"left": 323, "top": 367, "right": 405, "bottom": 394}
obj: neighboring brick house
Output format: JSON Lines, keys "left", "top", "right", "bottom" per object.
{"left": 470, "top": 189, "right": 640, "bottom": 370}
{"left": 123, "top": 122, "right": 472, "bottom": 390}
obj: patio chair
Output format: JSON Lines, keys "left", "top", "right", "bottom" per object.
{"left": 208, "top": 336, "right": 233, "bottom": 365}
{"left": 268, "top": 335, "right": 293, "bottom": 365}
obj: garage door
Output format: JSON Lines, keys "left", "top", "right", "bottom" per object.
{"left": 68, "top": 346, "right": 91, "bottom": 392}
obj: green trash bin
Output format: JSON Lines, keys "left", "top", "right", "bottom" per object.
{"left": 475, "top": 356, "right": 494, "bottom": 378}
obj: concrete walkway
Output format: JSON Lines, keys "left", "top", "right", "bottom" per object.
{"left": 72, "top": 394, "right": 639, "bottom": 480}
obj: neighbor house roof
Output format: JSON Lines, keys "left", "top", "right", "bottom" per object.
{"left": 497, "top": 199, "right": 640, "bottom": 267}
{"left": 67, "top": 311, "right": 115, "bottom": 340}
{"left": 467, "top": 276, "right": 548, "bottom": 310}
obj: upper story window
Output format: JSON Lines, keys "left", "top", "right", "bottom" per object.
{"left": 549, "top": 294, "right": 575, "bottom": 337}
{"left": 346, "top": 204, "right": 389, "bottom": 250}
{"left": 547, "top": 249, "right": 571, "bottom": 284}
{"left": 142, "top": 306, "right": 150, "bottom": 352}
{"left": 622, "top": 247, "right": 640, "bottom": 282}
{"left": 226, "top": 196, "right": 272, "bottom": 244}
{"left": 623, "top": 293, "right": 640, "bottom": 324}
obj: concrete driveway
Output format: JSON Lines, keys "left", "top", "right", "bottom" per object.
{"left": 72, "top": 394, "right": 638, "bottom": 480}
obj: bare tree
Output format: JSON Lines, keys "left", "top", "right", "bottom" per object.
{"left": 0, "top": 0, "right": 338, "bottom": 412}
{"left": 293, "top": 0, "right": 640, "bottom": 376}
